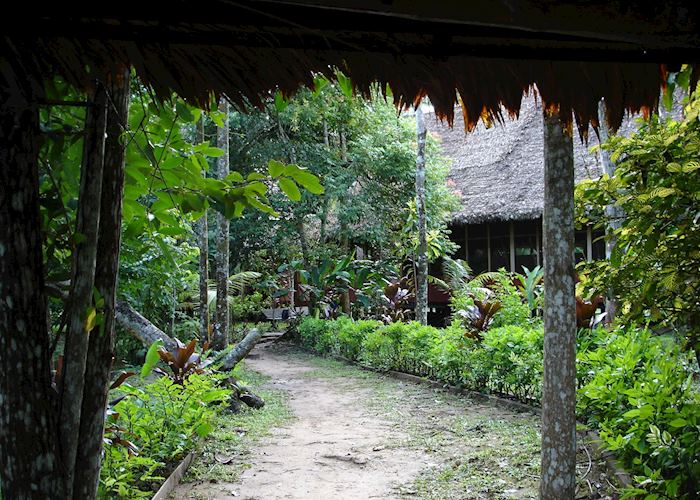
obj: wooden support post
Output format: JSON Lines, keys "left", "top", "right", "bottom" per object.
{"left": 540, "top": 109, "right": 577, "bottom": 499}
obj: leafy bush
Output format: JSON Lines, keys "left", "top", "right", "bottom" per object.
{"left": 578, "top": 328, "right": 700, "bottom": 498}
{"left": 100, "top": 373, "right": 230, "bottom": 498}
{"left": 335, "top": 317, "right": 380, "bottom": 360}
{"left": 360, "top": 326, "right": 400, "bottom": 370}
{"left": 298, "top": 317, "right": 328, "bottom": 352}
{"left": 230, "top": 292, "right": 265, "bottom": 322}
{"left": 481, "top": 325, "right": 543, "bottom": 401}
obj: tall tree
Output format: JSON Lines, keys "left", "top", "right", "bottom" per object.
{"left": 212, "top": 98, "right": 230, "bottom": 350}
{"left": 597, "top": 99, "right": 622, "bottom": 321}
{"left": 73, "top": 71, "right": 130, "bottom": 497}
{"left": 0, "top": 60, "right": 64, "bottom": 498}
{"left": 59, "top": 82, "right": 108, "bottom": 498}
{"left": 414, "top": 105, "right": 428, "bottom": 325}
{"left": 196, "top": 118, "right": 210, "bottom": 341}
{"left": 540, "top": 109, "right": 577, "bottom": 499}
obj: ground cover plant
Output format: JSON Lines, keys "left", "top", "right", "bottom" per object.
{"left": 100, "top": 369, "right": 230, "bottom": 498}
{"left": 297, "top": 315, "right": 700, "bottom": 498}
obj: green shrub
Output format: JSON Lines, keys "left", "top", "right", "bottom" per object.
{"left": 360, "top": 324, "right": 402, "bottom": 370}
{"left": 298, "top": 317, "right": 328, "bottom": 351}
{"left": 490, "top": 282, "right": 532, "bottom": 329}
{"left": 100, "top": 373, "right": 229, "bottom": 498}
{"left": 427, "top": 321, "right": 472, "bottom": 384}
{"left": 481, "top": 325, "right": 543, "bottom": 401}
{"left": 577, "top": 328, "right": 700, "bottom": 498}
{"left": 335, "top": 318, "right": 380, "bottom": 360}
{"left": 296, "top": 317, "right": 699, "bottom": 497}
{"left": 230, "top": 292, "right": 264, "bottom": 322}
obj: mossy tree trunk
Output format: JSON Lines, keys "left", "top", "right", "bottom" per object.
{"left": 59, "top": 82, "right": 108, "bottom": 498}
{"left": 414, "top": 105, "right": 428, "bottom": 325}
{"left": 0, "top": 68, "right": 65, "bottom": 499}
{"left": 540, "top": 109, "right": 577, "bottom": 499}
{"left": 196, "top": 118, "right": 210, "bottom": 341}
{"left": 73, "top": 71, "right": 130, "bottom": 498}
{"left": 213, "top": 98, "right": 230, "bottom": 350}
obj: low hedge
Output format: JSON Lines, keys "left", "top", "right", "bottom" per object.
{"left": 297, "top": 317, "right": 700, "bottom": 498}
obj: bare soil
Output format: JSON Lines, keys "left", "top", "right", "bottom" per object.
{"left": 173, "top": 343, "right": 618, "bottom": 499}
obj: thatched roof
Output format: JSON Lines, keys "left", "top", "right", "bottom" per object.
{"left": 428, "top": 93, "right": 641, "bottom": 224}
{"left": 3, "top": 1, "right": 699, "bottom": 133}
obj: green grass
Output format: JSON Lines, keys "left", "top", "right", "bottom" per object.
{"left": 182, "top": 362, "right": 294, "bottom": 484}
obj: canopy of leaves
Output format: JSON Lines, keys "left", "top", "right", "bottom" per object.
{"left": 576, "top": 83, "right": 700, "bottom": 358}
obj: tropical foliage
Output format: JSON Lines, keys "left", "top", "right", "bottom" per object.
{"left": 576, "top": 83, "right": 700, "bottom": 365}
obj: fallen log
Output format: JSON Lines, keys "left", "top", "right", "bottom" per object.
{"left": 218, "top": 328, "right": 263, "bottom": 371}
{"left": 115, "top": 300, "right": 178, "bottom": 352}
{"left": 115, "top": 300, "right": 265, "bottom": 409}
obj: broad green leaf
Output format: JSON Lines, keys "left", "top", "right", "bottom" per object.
{"left": 226, "top": 171, "right": 244, "bottom": 183}
{"left": 210, "top": 111, "right": 225, "bottom": 128}
{"left": 278, "top": 178, "right": 301, "bottom": 201}
{"left": 141, "top": 340, "right": 164, "bottom": 378}
{"left": 289, "top": 170, "right": 324, "bottom": 194}
{"left": 336, "top": 71, "right": 353, "bottom": 98}
{"left": 154, "top": 210, "right": 179, "bottom": 227}
{"left": 247, "top": 172, "right": 266, "bottom": 181}
{"left": 268, "top": 159, "right": 285, "bottom": 177}
{"left": 274, "top": 91, "right": 289, "bottom": 113}
{"left": 196, "top": 422, "right": 214, "bottom": 437}
{"left": 85, "top": 307, "right": 97, "bottom": 333}
{"left": 202, "top": 147, "right": 226, "bottom": 158}
{"left": 668, "top": 418, "right": 688, "bottom": 428}
{"left": 201, "top": 389, "right": 230, "bottom": 403}
{"left": 175, "top": 101, "right": 194, "bottom": 122}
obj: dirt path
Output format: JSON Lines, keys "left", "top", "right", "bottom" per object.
{"left": 174, "top": 344, "right": 615, "bottom": 500}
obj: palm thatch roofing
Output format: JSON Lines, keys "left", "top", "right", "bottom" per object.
{"left": 3, "top": 1, "right": 699, "bottom": 132}
{"left": 428, "top": 92, "right": 678, "bottom": 224}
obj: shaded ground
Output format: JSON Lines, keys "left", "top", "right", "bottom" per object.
{"left": 174, "top": 343, "right": 619, "bottom": 499}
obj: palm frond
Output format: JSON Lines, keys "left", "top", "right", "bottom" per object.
{"left": 226, "top": 271, "right": 262, "bottom": 296}
{"left": 468, "top": 271, "right": 502, "bottom": 289}
{"left": 441, "top": 256, "right": 473, "bottom": 292}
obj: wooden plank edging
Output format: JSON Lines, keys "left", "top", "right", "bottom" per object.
{"left": 152, "top": 451, "right": 195, "bottom": 500}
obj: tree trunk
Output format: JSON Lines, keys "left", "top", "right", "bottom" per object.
{"left": 338, "top": 128, "right": 352, "bottom": 315}
{"left": 297, "top": 218, "right": 309, "bottom": 263}
{"left": 213, "top": 98, "right": 230, "bottom": 350}
{"left": 597, "top": 100, "right": 622, "bottom": 321}
{"left": 540, "top": 109, "right": 577, "bottom": 500}
{"left": 115, "top": 300, "right": 177, "bottom": 351}
{"left": 218, "top": 328, "right": 264, "bottom": 370}
{"left": 0, "top": 78, "right": 64, "bottom": 498}
{"left": 196, "top": 118, "right": 210, "bottom": 341}
{"left": 59, "top": 83, "right": 108, "bottom": 498}
{"left": 414, "top": 105, "right": 429, "bottom": 325}
{"left": 73, "top": 71, "right": 130, "bottom": 499}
